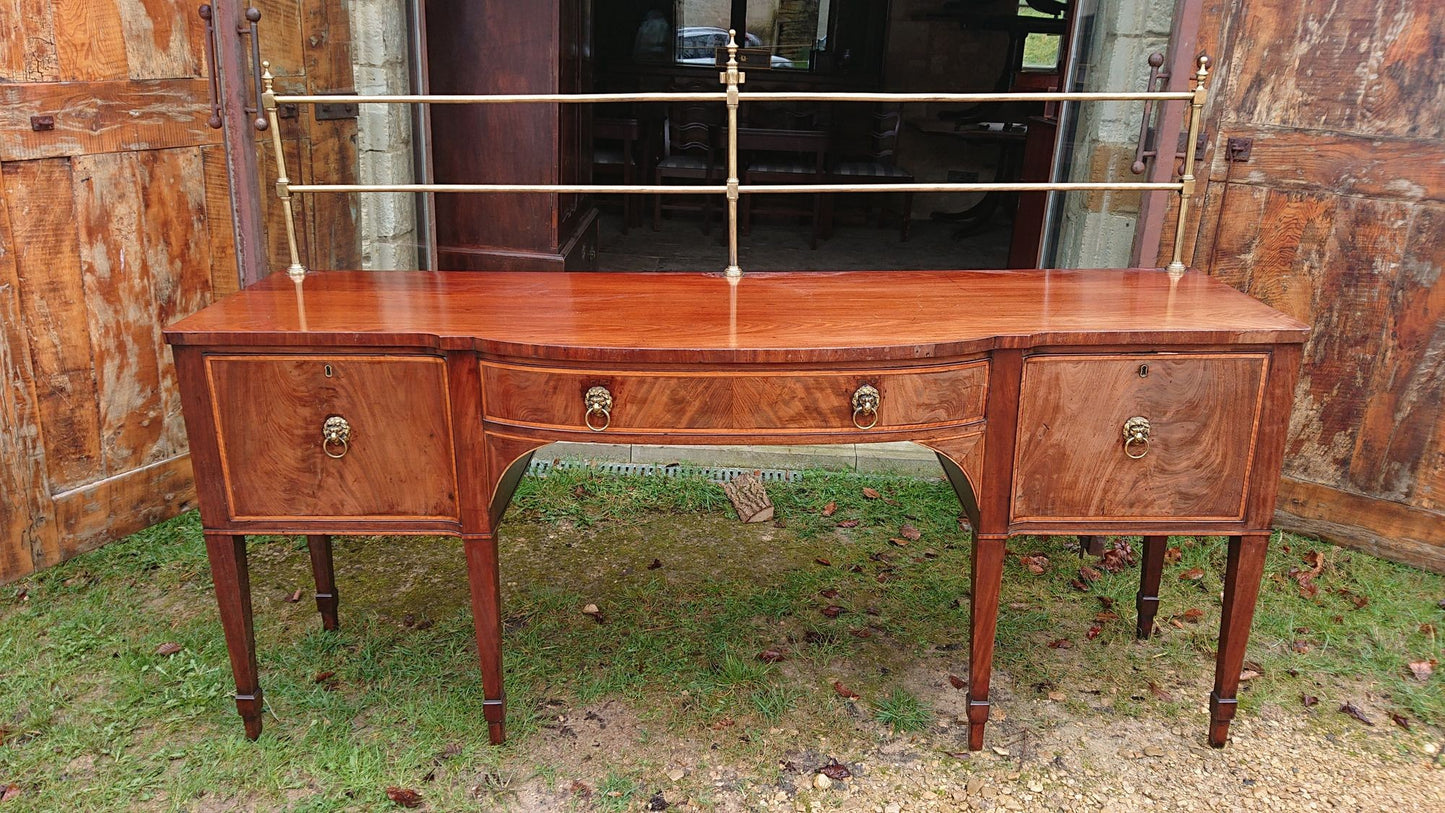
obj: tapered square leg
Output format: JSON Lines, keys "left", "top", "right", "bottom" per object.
{"left": 205, "top": 532, "right": 263, "bottom": 739}
{"left": 464, "top": 533, "right": 506, "bottom": 744}
{"left": 1209, "top": 533, "right": 1269, "bottom": 747}
{"left": 1136, "top": 535, "right": 1168, "bottom": 639}
{"left": 966, "top": 534, "right": 1007, "bottom": 750}
{"left": 306, "top": 535, "right": 339, "bottom": 631}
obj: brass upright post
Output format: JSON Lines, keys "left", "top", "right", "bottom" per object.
{"left": 1166, "top": 56, "right": 1210, "bottom": 275}
{"left": 262, "top": 62, "right": 308, "bottom": 279}
{"left": 721, "top": 31, "right": 745, "bottom": 279}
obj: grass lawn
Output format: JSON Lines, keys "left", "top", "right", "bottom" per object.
{"left": 0, "top": 467, "right": 1440, "bottom": 811}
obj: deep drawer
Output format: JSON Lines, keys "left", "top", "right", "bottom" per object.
{"left": 1011, "top": 353, "right": 1269, "bottom": 522}
{"left": 481, "top": 360, "right": 989, "bottom": 434}
{"left": 206, "top": 355, "right": 458, "bottom": 521}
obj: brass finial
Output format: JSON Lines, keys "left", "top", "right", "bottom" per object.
{"left": 261, "top": 60, "right": 274, "bottom": 93}
{"left": 1194, "top": 55, "right": 1210, "bottom": 87}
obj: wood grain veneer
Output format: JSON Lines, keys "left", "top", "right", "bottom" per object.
{"left": 1011, "top": 353, "right": 1269, "bottom": 522}
{"left": 206, "top": 354, "right": 458, "bottom": 521}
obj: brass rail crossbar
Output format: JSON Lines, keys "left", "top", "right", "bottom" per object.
{"left": 261, "top": 32, "right": 1209, "bottom": 279}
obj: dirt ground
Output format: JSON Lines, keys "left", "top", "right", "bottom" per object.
{"left": 491, "top": 662, "right": 1443, "bottom": 812}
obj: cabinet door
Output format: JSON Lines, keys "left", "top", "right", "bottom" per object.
{"left": 1011, "top": 354, "right": 1269, "bottom": 522}
{"left": 206, "top": 355, "right": 458, "bottom": 521}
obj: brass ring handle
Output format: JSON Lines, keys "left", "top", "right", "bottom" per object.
{"left": 852, "top": 384, "right": 880, "bottom": 430}
{"left": 584, "top": 385, "right": 613, "bottom": 433}
{"left": 322, "top": 415, "right": 351, "bottom": 459}
{"left": 1123, "top": 416, "right": 1151, "bottom": 459}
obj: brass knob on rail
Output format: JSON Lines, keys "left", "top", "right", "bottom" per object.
{"left": 322, "top": 415, "right": 351, "bottom": 458}
{"left": 852, "top": 384, "right": 880, "bottom": 430}
{"left": 584, "top": 385, "right": 613, "bottom": 432}
{"left": 1123, "top": 416, "right": 1151, "bottom": 459}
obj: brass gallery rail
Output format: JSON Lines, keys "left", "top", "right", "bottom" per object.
{"left": 259, "top": 31, "right": 1211, "bottom": 278}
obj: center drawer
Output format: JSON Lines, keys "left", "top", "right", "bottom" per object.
{"left": 481, "top": 360, "right": 988, "bottom": 434}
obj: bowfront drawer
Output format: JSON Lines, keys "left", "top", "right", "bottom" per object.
{"left": 1011, "top": 353, "right": 1269, "bottom": 522}
{"left": 482, "top": 360, "right": 988, "bottom": 434}
{"left": 206, "top": 355, "right": 458, "bottom": 521}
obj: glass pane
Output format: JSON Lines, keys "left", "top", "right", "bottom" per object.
{"left": 674, "top": 1, "right": 730, "bottom": 65}
{"left": 747, "top": 0, "right": 822, "bottom": 69}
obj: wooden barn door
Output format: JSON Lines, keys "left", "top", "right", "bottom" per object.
{"left": 1170, "top": 0, "right": 1444, "bottom": 569}
{"left": 0, "top": 0, "right": 359, "bottom": 583}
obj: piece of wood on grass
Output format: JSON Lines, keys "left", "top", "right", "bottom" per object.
{"left": 723, "top": 472, "right": 774, "bottom": 523}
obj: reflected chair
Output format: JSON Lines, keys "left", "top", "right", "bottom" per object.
{"left": 828, "top": 108, "right": 914, "bottom": 241}
{"left": 654, "top": 103, "right": 723, "bottom": 233}
{"left": 593, "top": 117, "right": 644, "bottom": 233}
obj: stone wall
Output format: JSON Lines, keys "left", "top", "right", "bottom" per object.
{"left": 349, "top": 0, "right": 419, "bottom": 270}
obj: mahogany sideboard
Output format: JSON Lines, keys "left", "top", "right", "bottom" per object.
{"left": 163, "top": 268, "right": 1308, "bottom": 749}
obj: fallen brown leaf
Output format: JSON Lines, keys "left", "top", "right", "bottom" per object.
{"left": 820, "top": 605, "right": 844, "bottom": 618}
{"left": 710, "top": 717, "right": 736, "bottom": 729}
{"left": 155, "top": 642, "right": 182, "bottom": 657}
{"left": 569, "top": 780, "right": 593, "bottom": 798}
{"left": 757, "top": 648, "right": 786, "bottom": 664}
{"left": 1068, "top": 579, "right": 1089, "bottom": 592}
{"left": 848, "top": 627, "right": 872, "bottom": 638}
{"left": 832, "top": 681, "right": 861, "bottom": 699}
{"left": 1301, "top": 694, "right": 1319, "bottom": 707}
{"left": 836, "top": 519, "right": 861, "bottom": 528}
{"left": 1047, "top": 691, "right": 1066, "bottom": 702}
{"left": 313, "top": 670, "right": 337, "bottom": 684}
{"left": 1147, "top": 681, "right": 1173, "bottom": 702}
{"left": 1339, "top": 701, "right": 1374, "bottom": 726}
{"left": 888, "top": 537, "right": 909, "bottom": 547}
{"left": 1298, "top": 581, "right": 1319, "bottom": 599}
{"left": 1163, "top": 547, "right": 1182, "bottom": 564}
{"left": 1079, "top": 565, "right": 1102, "bottom": 582}
{"left": 899, "top": 524, "right": 922, "bottom": 541}
{"left": 1182, "top": 608, "right": 1204, "bottom": 623}
{"left": 1180, "top": 567, "right": 1205, "bottom": 581}
{"left": 814, "top": 557, "right": 832, "bottom": 567}
{"left": 386, "top": 787, "right": 423, "bottom": 808}
{"left": 1047, "top": 638, "right": 1073, "bottom": 649}
{"left": 1019, "top": 554, "right": 1048, "bottom": 575}
{"left": 1086, "top": 625, "right": 1102, "bottom": 641}
{"left": 1390, "top": 712, "right": 1412, "bottom": 730}
{"left": 1097, "top": 596, "right": 1115, "bottom": 610}
{"left": 1292, "top": 640, "right": 1311, "bottom": 654}
{"left": 818, "top": 761, "right": 852, "bottom": 780}
{"left": 948, "top": 674, "right": 965, "bottom": 690}
{"left": 821, "top": 501, "right": 837, "bottom": 517}
{"left": 1094, "top": 610, "right": 1120, "bottom": 623}
{"left": 1239, "top": 669, "right": 1262, "bottom": 681}
{"left": 284, "top": 588, "right": 303, "bottom": 603}
{"left": 647, "top": 559, "right": 663, "bottom": 570}
{"left": 1, "top": 784, "right": 19, "bottom": 802}
{"left": 819, "top": 588, "right": 839, "bottom": 599}
{"left": 1407, "top": 660, "right": 1436, "bottom": 682}
{"left": 862, "top": 487, "right": 881, "bottom": 500}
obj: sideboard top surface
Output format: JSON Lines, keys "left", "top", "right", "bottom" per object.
{"left": 164, "top": 269, "right": 1309, "bottom": 362}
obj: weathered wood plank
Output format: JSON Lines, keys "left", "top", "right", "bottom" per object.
{"left": 53, "top": 454, "right": 196, "bottom": 560}
{"left": 2, "top": 159, "right": 105, "bottom": 494}
{"left": 1280, "top": 196, "right": 1409, "bottom": 490}
{"left": 0, "top": 167, "right": 61, "bottom": 581}
{"left": 73, "top": 152, "right": 167, "bottom": 476}
{"left": 52, "top": 0, "right": 130, "bottom": 81}
{"left": 118, "top": 0, "right": 204, "bottom": 80}
{"left": 254, "top": 0, "right": 306, "bottom": 77}
{"left": 307, "top": 116, "right": 362, "bottom": 270}
{"left": 1349, "top": 203, "right": 1445, "bottom": 504}
{"left": 0, "top": 0, "right": 60, "bottom": 82}
{"left": 1223, "top": 0, "right": 1444, "bottom": 140}
{"left": 0, "top": 79, "right": 221, "bottom": 161}
{"left": 202, "top": 144, "right": 240, "bottom": 297}
{"left": 141, "top": 148, "right": 214, "bottom": 462}
{"left": 1276, "top": 477, "right": 1444, "bottom": 575}
{"left": 303, "top": 0, "right": 355, "bottom": 92}
{"left": 1213, "top": 125, "right": 1445, "bottom": 203}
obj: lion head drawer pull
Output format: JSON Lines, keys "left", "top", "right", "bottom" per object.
{"left": 322, "top": 415, "right": 351, "bottom": 458}
{"left": 1123, "top": 416, "right": 1151, "bottom": 459}
{"left": 584, "top": 385, "right": 613, "bottom": 432}
{"left": 852, "top": 384, "right": 880, "bottom": 430}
